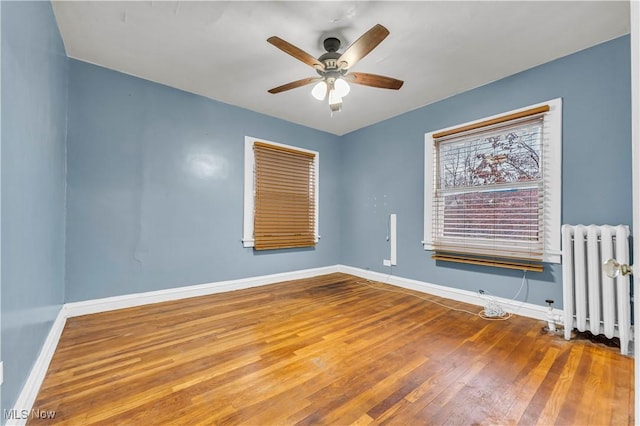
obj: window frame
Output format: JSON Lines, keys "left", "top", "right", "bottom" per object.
{"left": 243, "top": 136, "right": 320, "bottom": 248}
{"left": 423, "top": 98, "right": 562, "bottom": 264}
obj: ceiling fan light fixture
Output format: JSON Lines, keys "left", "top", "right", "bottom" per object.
{"left": 311, "top": 81, "right": 327, "bottom": 101}
{"left": 334, "top": 78, "right": 350, "bottom": 98}
{"left": 267, "top": 24, "right": 403, "bottom": 116}
{"left": 328, "top": 89, "right": 342, "bottom": 107}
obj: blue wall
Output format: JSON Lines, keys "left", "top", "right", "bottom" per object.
{"left": 64, "top": 60, "right": 342, "bottom": 302}
{"left": 0, "top": 3, "right": 631, "bottom": 413}
{"left": 65, "top": 36, "right": 632, "bottom": 307}
{"left": 340, "top": 35, "right": 631, "bottom": 307}
{"left": 1, "top": 1, "right": 68, "bottom": 415}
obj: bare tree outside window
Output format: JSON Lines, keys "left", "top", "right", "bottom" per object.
{"left": 436, "top": 122, "right": 543, "bottom": 242}
{"left": 439, "top": 124, "right": 542, "bottom": 188}
{"left": 425, "top": 99, "right": 562, "bottom": 267}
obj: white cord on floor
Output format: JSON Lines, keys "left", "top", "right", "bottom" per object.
{"left": 357, "top": 270, "right": 529, "bottom": 322}
{"left": 478, "top": 271, "right": 528, "bottom": 320}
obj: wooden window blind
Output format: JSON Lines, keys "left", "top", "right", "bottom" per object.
{"left": 430, "top": 105, "right": 550, "bottom": 271}
{"left": 253, "top": 141, "right": 316, "bottom": 250}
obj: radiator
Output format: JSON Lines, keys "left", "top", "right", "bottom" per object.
{"left": 561, "top": 224, "right": 632, "bottom": 355}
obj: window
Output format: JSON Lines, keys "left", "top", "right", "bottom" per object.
{"left": 424, "top": 99, "right": 562, "bottom": 269}
{"left": 243, "top": 136, "right": 319, "bottom": 250}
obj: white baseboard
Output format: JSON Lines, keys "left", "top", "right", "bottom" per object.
{"left": 336, "top": 265, "right": 562, "bottom": 323}
{"left": 11, "top": 263, "right": 558, "bottom": 425}
{"left": 8, "top": 265, "right": 339, "bottom": 425}
{"left": 8, "top": 308, "right": 67, "bottom": 426}
{"left": 64, "top": 265, "right": 341, "bottom": 318}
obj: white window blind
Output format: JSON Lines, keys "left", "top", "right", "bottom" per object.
{"left": 424, "top": 100, "right": 562, "bottom": 270}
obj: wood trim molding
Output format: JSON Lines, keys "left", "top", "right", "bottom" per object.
{"left": 432, "top": 254, "right": 544, "bottom": 272}
{"left": 432, "top": 105, "right": 550, "bottom": 139}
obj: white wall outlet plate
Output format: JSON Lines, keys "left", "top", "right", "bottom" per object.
{"left": 383, "top": 259, "right": 391, "bottom": 267}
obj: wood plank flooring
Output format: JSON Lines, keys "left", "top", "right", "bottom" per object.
{"left": 30, "top": 273, "right": 633, "bottom": 425}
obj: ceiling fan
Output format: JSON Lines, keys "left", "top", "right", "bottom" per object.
{"left": 267, "top": 24, "right": 403, "bottom": 113}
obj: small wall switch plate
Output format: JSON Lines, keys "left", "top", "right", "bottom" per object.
{"left": 383, "top": 259, "right": 391, "bottom": 267}
{"left": 0, "top": 361, "right": 3, "bottom": 386}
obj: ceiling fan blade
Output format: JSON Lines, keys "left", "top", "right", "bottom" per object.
{"left": 268, "top": 77, "right": 321, "bottom": 94}
{"left": 267, "top": 36, "right": 324, "bottom": 70}
{"left": 347, "top": 72, "right": 404, "bottom": 90}
{"left": 337, "top": 24, "right": 389, "bottom": 70}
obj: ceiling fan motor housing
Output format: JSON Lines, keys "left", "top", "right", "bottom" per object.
{"left": 318, "top": 37, "right": 343, "bottom": 72}
{"left": 318, "top": 51, "right": 341, "bottom": 72}
{"left": 323, "top": 37, "right": 341, "bottom": 52}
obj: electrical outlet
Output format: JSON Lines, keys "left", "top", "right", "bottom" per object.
{"left": 0, "top": 361, "right": 3, "bottom": 386}
{"left": 383, "top": 259, "right": 391, "bottom": 267}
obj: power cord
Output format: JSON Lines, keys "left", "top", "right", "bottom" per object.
{"left": 357, "top": 270, "right": 529, "bottom": 322}
{"left": 477, "top": 271, "right": 528, "bottom": 320}
{"left": 480, "top": 300, "right": 507, "bottom": 319}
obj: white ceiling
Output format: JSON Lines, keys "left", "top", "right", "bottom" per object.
{"left": 52, "top": 1, "right": 630, "bottom": 136}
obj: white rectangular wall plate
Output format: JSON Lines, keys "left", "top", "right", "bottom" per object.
{"left": 390, "top": 214, "right": 397, "bottom": 265}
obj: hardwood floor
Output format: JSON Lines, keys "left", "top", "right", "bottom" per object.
{"left": 30, "top": 273, "right": 633, "bottom": 425}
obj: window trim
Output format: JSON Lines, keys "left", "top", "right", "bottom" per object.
{"left": 243, "top": 136, "right": 320, "bottom": 248}
{"left": 423, "top": 98, "right": 562, "bottom": 264}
